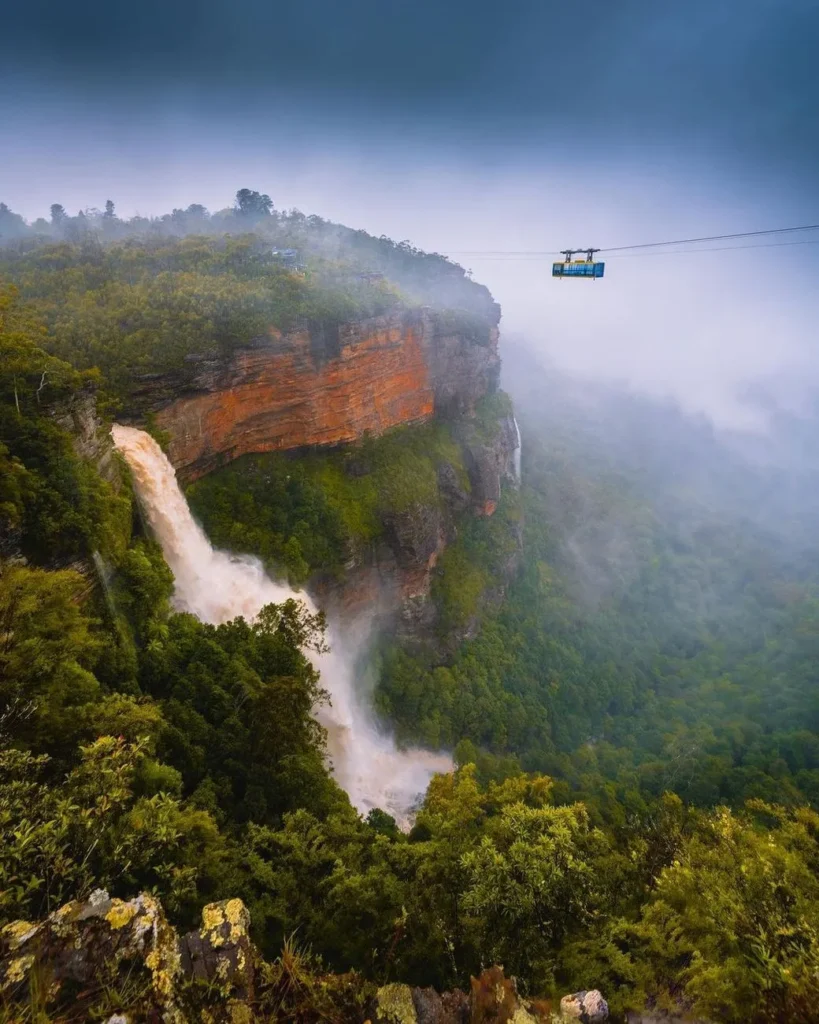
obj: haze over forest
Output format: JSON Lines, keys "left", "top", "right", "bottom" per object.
{"left": 3, "top": 2, "right": 819, "bottom": 1022}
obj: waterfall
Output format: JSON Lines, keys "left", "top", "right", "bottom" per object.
{"left": 513, "top": 416, "right": 522, "bottom": 482}
{"left": 111, "top": 425, "right": 452, "bottom": 824}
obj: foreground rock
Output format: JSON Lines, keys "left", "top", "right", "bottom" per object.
{"left": 560, "top": 990, "right": 610, "bottom": 1022}
{"left": 0, "top": 890, "right": 607, "bottom": 1023}
{"left": 371, "top": 965, "right": 608, "bottom": 1024}
{"left": 0, "top": 890, "right": 256, "bottom": 1023}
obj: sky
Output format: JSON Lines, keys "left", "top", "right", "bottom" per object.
{"left": 2, "top": 0, "right": 819, "bottom": 427}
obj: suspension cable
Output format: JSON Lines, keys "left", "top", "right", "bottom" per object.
{"left": 445, "top": 222, "right": 819, "bottom": 259}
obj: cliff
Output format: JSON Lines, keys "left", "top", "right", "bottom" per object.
{"left": 311, "top": 407, "right": 522, "bottom": 646}
{"left": 130, "top": 307, "right": 500, "bottom": 482}
{"left": 131, "top": 302, "right": 517, "bottom": 642}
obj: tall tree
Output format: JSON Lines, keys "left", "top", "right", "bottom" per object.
{"left": 235, "top": 188, "right": 273, "bottom": 218}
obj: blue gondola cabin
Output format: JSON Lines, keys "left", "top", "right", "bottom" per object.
{"left": 552, "top": 259, "right": 605, "bottom": 279}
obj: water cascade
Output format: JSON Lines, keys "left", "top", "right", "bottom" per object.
{"left": 513, "top": 416, "right": 522, "bottom": 482}
{"left": 112, "top": 425, "right": 452, "bottom": 823}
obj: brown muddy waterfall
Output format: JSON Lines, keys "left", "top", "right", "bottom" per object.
{"left": 112, "top": 425, "right": 452, "bottom": 823}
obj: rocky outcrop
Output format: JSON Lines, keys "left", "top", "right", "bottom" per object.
{"left": 50, "top": 388, "right": 121, "bottom": 487}
{"left": 455, "top": 412, "right": 520, "bottom": 516}
{"left": 371, "top": 966, "right": 607, "bottom": 1024}
{"left": 0, "top": 890, "right": 258, "bottom": 1023}
{"left": 0, "top": 888, "right": 186, "bottom": 1022}
{"left": 312, "top": 408, "right": 521, "bottom": 646}
{"left": 560, "top": 990, "right": 610, "bottom": 1023}
{"left": 131, "top": 308, "right": 501, "bottom": 482}
{"left": 0, "top": 891, "right": 607, "bottom": 1023}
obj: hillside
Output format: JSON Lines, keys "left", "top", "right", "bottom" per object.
{"left": 3, "top": 196, "right": 819, "bottom": 1023}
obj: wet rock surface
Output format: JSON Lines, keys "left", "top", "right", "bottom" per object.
{"left": 50, "top": 389, "right": 122, "bottom": 486}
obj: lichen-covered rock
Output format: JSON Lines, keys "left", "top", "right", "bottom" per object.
{"left": 560, "top": 990, "right": 609, "bottom": 1022}
{"left": 180, "top": 898, "right": 256, "bottom": 1001}
{"left": 0, "top": 892, "right": 257, "bottom": 1023}
{"left": 375, "top": 981, "right": 419, "bottom": 1024}
{"left": 0, "top": 888, "right": 183, "bottom": 1021}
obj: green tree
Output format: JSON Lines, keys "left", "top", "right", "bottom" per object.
{"left": 235, "top": 188, "right": 273, "bottom": 218}
{"left": 0, "top": 737, "right": 227, "bottom": 922}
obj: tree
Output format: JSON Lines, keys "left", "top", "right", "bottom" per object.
{"left": 235, "top": 188, "right": 273, "bottom": 218}
{"left": 103, "top": 199, "right": 116, "bottom": 220}
{"left": 0, "top": 736, "right": 226, "bottom": 922}
{"left": 625, "top": 804, "right": 819, "bottom": 1024}
{"left": 50, "top": 204, "right": 66, "bottom": 226}
{"left": 0, "top": 286, "right": 79, "bottom": 416}
{"left": 0, "top": 203, "right": 28, "bottom": 240}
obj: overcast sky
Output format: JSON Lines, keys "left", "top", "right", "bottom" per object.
{"left": 2, "top": 0, "right": 818, "bottom": 426}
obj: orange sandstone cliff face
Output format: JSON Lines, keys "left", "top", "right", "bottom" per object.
{"left": 133, "top": 308, "right": 500, "bottom": 481}
{"left": 130, "top": 305, "right": 517, "bottom": 640}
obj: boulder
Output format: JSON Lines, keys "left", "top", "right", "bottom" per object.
{"left": 179, "top": 898, "right": 256, "bottom": 1001}
{"left": 0, "top": 891, "right": 257, "bottom": 1023}
{"left": 560, "top": 990, "right": 609, "bottom": 1022}
{"left": 375, "top": 982, "right": 419, "bottom": 1024}
{"left": 412, "top": 984, "right": 470, "bottom": 1024}
{"left": 0, "top": 888, "right": 183, "bottom": 1022}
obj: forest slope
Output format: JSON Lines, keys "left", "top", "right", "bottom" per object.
{"left": 2, "top": 198, "right": 819, "bottom": 1022}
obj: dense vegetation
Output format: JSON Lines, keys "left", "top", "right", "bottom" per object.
{"left": 3, "top": 196, "right": 819, "bottom": 1022}
{"left": 377, "top": 418, "right": 819, "bottom": 814}
{"left": 188, "top": 419, "right": 470, "bottom": 584}
{"left": 0, "top": 193, "right": 497, "bottom": 401}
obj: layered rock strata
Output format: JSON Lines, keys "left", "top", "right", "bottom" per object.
{"left": 131, "top": 308, "right": 501, "bottom": 482}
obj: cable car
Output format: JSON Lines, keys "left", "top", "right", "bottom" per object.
{"left": 552, "top": 248, "right": 605, "bottom": 279}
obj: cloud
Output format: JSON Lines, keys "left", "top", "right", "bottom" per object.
{"left": 2, "top": 0, "right": 818, "bottom": 427}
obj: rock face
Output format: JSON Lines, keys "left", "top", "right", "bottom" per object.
{"left": 0, "top": 890, "right": 609, "bottom": 1023}
{"left": 50, "top": 388, "right": 122, "bottom": 487}
{"left": 312, "top": 411, "right": 521, "bottom": 647}
{"left": 456, "top": 412, "right": 520, "bottom": 517}
{"left": 126, "top": 302, "right": 516, "bottom": 646}
{"left": 132, "top": 308, "right": 501, "bottom": 482}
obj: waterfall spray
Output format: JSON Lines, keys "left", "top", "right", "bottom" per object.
{"left": 513, "top": 416, "right": 522, "bottom": 482}
{"left": 112, "top": 425, "right": 452, "bottom": 824}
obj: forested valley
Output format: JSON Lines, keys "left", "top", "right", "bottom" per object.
{"left": 2, "top": 197, "right": 819, "bottom": 1022}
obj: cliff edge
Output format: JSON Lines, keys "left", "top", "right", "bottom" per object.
{"left": 130, "top": 306, "right": 500, "bottom": 483}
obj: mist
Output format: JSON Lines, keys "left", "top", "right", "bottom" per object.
{"left": 4, "top": 132, "right": 819, "bottom": 434}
